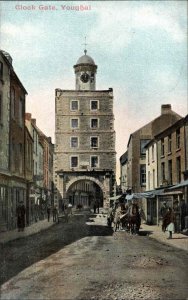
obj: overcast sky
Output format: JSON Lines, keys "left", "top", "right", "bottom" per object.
{"left": 1, "top": 0, "right": 187, "bottom": 180}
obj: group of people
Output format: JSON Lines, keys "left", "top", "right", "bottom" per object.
{"left": 16, "top": 202, "right": 64, "bottom": 232}
{"left": 161, "top": 199, "right": 188, "bottom": 239}
{"left": 47, "top": 205, "right": 59, "bottom": 222}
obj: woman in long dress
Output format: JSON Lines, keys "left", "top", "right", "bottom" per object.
{"left": 162, "top": 207, "right": 175, "bottom": 239}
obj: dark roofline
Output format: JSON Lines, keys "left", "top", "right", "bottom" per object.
{"left": 1, "top": 50, "right": 28, "bottom": 94}
{"left": 127, "top": 108, "right": 182, "bottom": 148}
{"left": 154, "top": 115, "right": 187, "bottom": 140}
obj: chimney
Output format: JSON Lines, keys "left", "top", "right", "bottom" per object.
{"left": 25, "top": 113, "right": 32, "bottom": 121}
{"left": 161, "top": 104, "right": 172, "bottom": 115}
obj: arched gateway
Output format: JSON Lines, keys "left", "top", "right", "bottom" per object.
{"left": 66, "top": 176, "right": 106, "bottom": 207}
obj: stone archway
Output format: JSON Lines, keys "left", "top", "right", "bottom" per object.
{"left": 65, "top": 176, "right": 107, "bottom": 208}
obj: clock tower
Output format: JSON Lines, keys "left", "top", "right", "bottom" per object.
{"left": 74, "top": 50, "right": 97, "bottom": 91}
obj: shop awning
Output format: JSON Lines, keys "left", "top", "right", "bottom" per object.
{"left": 126, "top": 188, "right": 165, "bottom": 201}
{"left": 166, "top": 179, "right": 188, "bottom": 190}
{"left": 109, "top": 195, "right": 122, "bottom": 201}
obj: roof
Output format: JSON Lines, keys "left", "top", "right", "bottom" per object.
{"left": 0, "top": 50, "right": 28, "bottom": 94}
{"left": 76, "top": 52, "right": 95, "bottom": 65}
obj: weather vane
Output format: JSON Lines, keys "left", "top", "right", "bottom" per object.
{"left": 83, "top": 36, "right": 88, "bottom": 55}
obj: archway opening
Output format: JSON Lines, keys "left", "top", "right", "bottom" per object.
{"left": 67, "top": 179, "right": 104, "bottom": 208}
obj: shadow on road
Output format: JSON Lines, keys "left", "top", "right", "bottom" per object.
{"left": 0, "top": 212, "right": 113, "bottom": 285}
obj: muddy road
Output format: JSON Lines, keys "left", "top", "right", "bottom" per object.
{"left": 1, "top": 211, "right": 188, "bottom": 299}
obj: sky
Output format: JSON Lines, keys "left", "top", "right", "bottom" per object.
{"left": 1, "top": 0, "right": 187, "bottom": 181}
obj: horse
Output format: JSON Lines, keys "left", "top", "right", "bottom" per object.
{"left": 127, "top": 204, "right": 141, "bottom": 235}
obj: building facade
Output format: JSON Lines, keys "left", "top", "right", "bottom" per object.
{"left": 54, "top": 51, "right": 116, "bottom": 209}
{"left": 120, "top": 105, "right": 182, "bottom": 194}
{"left": 0, "top": 50, "right": 28, "bottom": 231}
{"left": 144, "top": 115, "right": 188, "bottom": 226}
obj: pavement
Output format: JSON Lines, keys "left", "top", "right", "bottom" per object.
{"left": 140, "top": 223, "right": 188, "bottom": 252}
{"left": 1, "top": 211, "right": 188, "bottom": 252}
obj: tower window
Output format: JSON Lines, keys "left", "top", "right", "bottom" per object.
{"left": 90, "top": 100, "right": 99, "bottom": 110}
{"left": 91, "top": 118, "right": 98, "bottom": 129}
{"left": 71, "top": 137, "right": 78, "bottom": 148}
{"left": 71, "top": 118, "right": 79, "bottom": 128}
{"left": 91, "top": 137, "right": 98, "bottom": 148}
{"left": 70, "top": 100, "right": 79, "bottom": 111}
{"left": 70, "top": 156, "right": 78, "bottom": 168}
{"left": 91, "top": 156, "right": 99, "bottom": 168}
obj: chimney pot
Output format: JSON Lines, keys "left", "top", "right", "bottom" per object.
{"left": 161, "top": 104, "right": 172, "bottom": 115}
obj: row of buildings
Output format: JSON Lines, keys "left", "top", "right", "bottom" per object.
{"left": 0, "top": 50, "right": 54, "bottom": 232}
{"left": 120, "top": 105, "right": 188, "bottom": 227}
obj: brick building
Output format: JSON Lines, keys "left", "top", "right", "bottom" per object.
{"left": 54, "top": 50, "right": 116, "bottom": 209}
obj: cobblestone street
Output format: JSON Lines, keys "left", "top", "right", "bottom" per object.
{"left": 1, "top": 211, "right": 188, "bottom": 300}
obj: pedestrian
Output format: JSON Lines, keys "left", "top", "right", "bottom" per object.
{"left": 52, "top": 205, "right": 58, "bottom": 222}
{"left": 162, "top": 207, "right": 175, "bottom": 239}
{"left": 93, "top": 201, "right": 97, "bottom": 214}
{"left": 160, "top": 202, "right": 168, "bottom": 218}
{"left": 16, "top": 201, "right": 26, "bottom": 232}
{"left": 68, "top": 203, "right": 73, "bottom": 215}
{"left": 180, "top": 199, "right": 187, "bottom": 231}
{"left": 47, "top": 205, "right": 51, "bottom": 222}
{"left": 96, "top": 200, "right": 100, "bottom": 214}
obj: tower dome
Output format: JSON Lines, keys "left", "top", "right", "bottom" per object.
{"left": 75, "top": 50, "right": 96, "bottom": 65}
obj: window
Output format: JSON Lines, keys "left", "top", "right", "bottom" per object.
{"left": 71, "top": 118, "right": 79, "bottom": 128}
{"left": 168, "top": 134, "right": 172, "bottom": 153}
{"left": 91, "top": 137, "right": 98, "bottom": 148}
{"left": 11, "top": 87, "right": 16, "bottom": 118}
{"left": 0, "top": 93, "right": 2, "bottom": 123}
{"left": 161, "top": 162, "right": 165, "bottom": 182}
{"left": 148, "top": 171, "right": 150, "bottom": 190}
{"left": 176, "top": 129, "right": 180, "bottom": 149}
{"left": 91, "top": 118, "right": 98, "bottom": 129}
{"left": 168, "top": 160, "right": 172, "bottom": 185}
{"left": 161, "top": 138, "right": 165, "bottom": 156}
{"left": 19, "top": 98, "right": 23, "bottom": 127}
{"left": 176, "top": 157, "right": 181, "bottom": 183}
{"left": 90, "top": 100, "right": 98, "bottom": 110}
{"left": 152, "top": 144, "right": 154, "bottom": 161}
{"left": 71, "top": 156, "right": 78, "bottom": 168}
{"left": 70, "top": 100, "right": 79, "bottom": 111}
{"left": 91, "top": 156, "right": 98, "bottom": 168}
{"left": 147, "top": 148, "right": 150, "bottom": 165}
{"left": 71, "top": 137, "right": 78, "bottom": 148}
{"left": 152, "top": 169, "right": 155, "bottom": 188}
{"left": 0, "top": 62, "right": 3, "bottom": 77}
{"left": 140, "top": 139, "right": 150, "bottom": 156}
{"left": 140, "top": 164, "right": 146, "bottom": 186}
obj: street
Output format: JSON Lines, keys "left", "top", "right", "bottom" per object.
{"left": 1, "top": 211, "right": 188, "bottom": 300}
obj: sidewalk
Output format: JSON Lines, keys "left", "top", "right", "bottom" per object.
{"left": 0, "top": 208, "right": 89, "bottom": 244}
{"left": 140, "top": 223, "right": 188, "bottom": 252}
{"left": 0, "top": 218, "right": 56, "bottom": 244}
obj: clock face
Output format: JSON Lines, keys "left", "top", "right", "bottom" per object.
{"left": 80, "top": 72, "right": 89, "bottom": 83}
